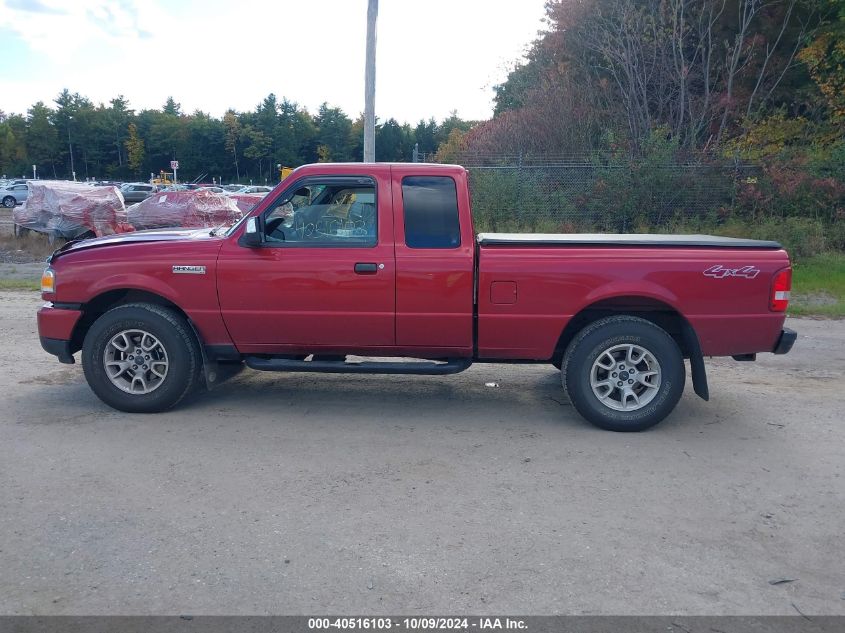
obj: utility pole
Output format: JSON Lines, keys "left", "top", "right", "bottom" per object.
{"left": 363, "top": 0, "right": 378, "bottom": 162}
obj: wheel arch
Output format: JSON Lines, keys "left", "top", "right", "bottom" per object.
{"left": 70, "top": 288, "right": 195, "bottom": 353}
{"left": 552, "top": 295, "right": 708, "bottom": 400}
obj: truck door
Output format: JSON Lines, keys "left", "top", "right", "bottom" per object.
{"left": 216, "top": 173, "right": 396, "bottom": 354}
{"left": 391, "top": 167, "right": 475, "bottom": 351}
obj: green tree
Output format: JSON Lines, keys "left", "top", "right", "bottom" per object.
{"left": 27, "top": 102, "right": 57, "bottom": 178}
{"left": 0, "top": 121, "right": 27, "bottom": 178}
{"left": 53, "top": 89, "right": 79, "bottom": 177}
{"left": 243, "top": 127, "right": 272, "bottom": 183}
{"left": 223, "top": 110, "right": 241, "bottom": 180}
{"left": 162, "top": 97, "right": 182, "bottom": 116}
{"left": 315, "top": 103, "right": 353, "bottom": 161}
{"left": 105, "top": 96, "right": 134, "bottom": 176}
{"left": 414, "top": 118, "right": 439, "bottom": 155}
{"left": 125, "top": 122, "right": 145, "bottom": 177}
{"left": 376, "top": 118, "right": 413, "bottom": 161}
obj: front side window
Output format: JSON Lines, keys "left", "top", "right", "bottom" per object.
{"left": 263, "top": 180, "right": 377, "bottom": 247}
{"left": 402, "top": 176, "right": 461, "bottom": 249}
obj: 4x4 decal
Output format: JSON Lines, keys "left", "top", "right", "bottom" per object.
{"left": 703, "top": 265, "right": 761, "bottom": 279}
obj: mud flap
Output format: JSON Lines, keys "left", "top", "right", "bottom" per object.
{"left": 681, "top": 322, "right": 709, "bottom": 401}
{"left": 186, "top": 320, "right": 243, "bottom": 390}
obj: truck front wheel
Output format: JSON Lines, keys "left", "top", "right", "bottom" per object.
{"left": 562, "top": 316, "right": 685, "bottom": 431}
{"left": 82, "top": 303, "right": 202, "bottom": 413}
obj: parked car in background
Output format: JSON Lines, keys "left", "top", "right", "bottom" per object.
{"left": 1, "top": 183, "right": 29, "bottom": 207}
{"left": 120, "top": 183, "right": 157, "bottom": 204}
{"left": 228, "top": 193, "right": 266, "bottom": 213}
{"left": 222, "top": 184, "right": 246, "bottom": 192}
{"left": 197, "top": 186, "right": 225, "bottom": 193}
{"left": 238, "top": 185, "right": 273, "bottom": 194}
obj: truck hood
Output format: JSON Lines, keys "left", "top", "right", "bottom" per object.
{"left": 49, "top": 228, "right": 217, "bottom": 262}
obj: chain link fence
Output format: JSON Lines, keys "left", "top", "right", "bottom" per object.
{"left": 422, "top": 152, "right": 761, "bottom": 234}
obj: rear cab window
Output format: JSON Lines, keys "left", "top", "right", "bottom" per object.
{"left": 401, "top": 176, "right": 461, "bottom": 249}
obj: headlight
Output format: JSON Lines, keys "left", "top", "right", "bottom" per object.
{"left": 41, "top": 268, "right": 55, "bottom": 294}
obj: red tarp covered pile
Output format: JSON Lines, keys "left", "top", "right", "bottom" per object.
{"left": 14, "top": 181, "right": 130, "bottom": 238}
{"left": 228, "top": 193, "right": 266, "bottom": 214}
{"left": 127, "top": 190, "right": 243, "bottom": 230}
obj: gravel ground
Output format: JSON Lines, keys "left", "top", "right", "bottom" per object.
{"left": 0, "top": 290, "right": 842, "bottom": 615}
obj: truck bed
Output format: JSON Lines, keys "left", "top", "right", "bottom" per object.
{"left": 477, "top": 233, "right": 782, "bottom": 249}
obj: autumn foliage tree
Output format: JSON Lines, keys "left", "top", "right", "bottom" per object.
{"left": 478, "top": 0, "right": 835, "bottom": 156}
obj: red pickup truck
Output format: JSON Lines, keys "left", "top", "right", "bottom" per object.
{"left": 37, "top": 163, "right": 796, "bottom": 431}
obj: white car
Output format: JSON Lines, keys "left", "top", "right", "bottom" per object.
{"left": 1, "top": 183, "right": 29, "bottom": 207}
{"left": 237, "top": 185, "right": 273, "bottom": 194}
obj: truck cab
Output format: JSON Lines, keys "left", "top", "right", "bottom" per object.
{"left": 218, "top": 163, "right": 475, "bottom": 357}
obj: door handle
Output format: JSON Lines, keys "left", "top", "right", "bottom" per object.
{"left": 354, "top": 262, "right": 379, "bottom": 274}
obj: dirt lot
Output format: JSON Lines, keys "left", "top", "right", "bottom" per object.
{"left": 0, "top": 289, "right": 842, "bottom": 615}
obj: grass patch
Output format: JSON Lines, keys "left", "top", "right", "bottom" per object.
{"left": 790, "top": 252, "right": 845, "bottom": 317}
{"left": 0, "top": 279, "right": 40, "bottom": 291}
{"left": 0, "top": 232, "right": 57, "bottom": 262}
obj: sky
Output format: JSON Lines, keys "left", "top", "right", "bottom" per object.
{"left": 0, "top": 0, "right": 549, "bottom": 123}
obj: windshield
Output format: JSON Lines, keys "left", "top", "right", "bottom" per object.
{"left": 223, "top": 212, "right": 250, "bottom": 237}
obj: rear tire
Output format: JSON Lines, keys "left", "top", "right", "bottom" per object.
{"left": 82, "top": 303, "right": 202, "bottom": 413}
{"left": 562, "top": 316, "right": 685, "bottom": 432}
{"left": 2, "top": 196, "right": 15, "bottom": 208}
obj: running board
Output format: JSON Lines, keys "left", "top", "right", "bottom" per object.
{"left": 244, "top": 357, "right": 473, "bottom": 375}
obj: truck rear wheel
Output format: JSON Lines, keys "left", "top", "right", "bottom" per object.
{"left": 82, "top": 303, "right": 202, "bottom": 413}
{"left": 561, "top": 316, "right": 685, "bottom": 431}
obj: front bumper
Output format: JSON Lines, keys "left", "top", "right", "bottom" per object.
{"left": 37, "top": 303, "right": 83, "bottom": 364}
{"left": 40, "top": 337, "right": 76, "bottom": 364}
{"left": 773, "top": 327, "right": 797, "bottom": 355}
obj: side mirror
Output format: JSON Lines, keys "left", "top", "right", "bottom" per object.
{"left": 239, "top": 216, "right": 263, "bottom": 248}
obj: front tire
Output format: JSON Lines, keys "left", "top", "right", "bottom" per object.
{"left": 2, "top": 196, "right": 16, "bottom": 208}
{"left": 562, "top": 316, "right": 685, "bottom": 431}
{"left": 82, "top": 303, "right": 202, "bottom": 413}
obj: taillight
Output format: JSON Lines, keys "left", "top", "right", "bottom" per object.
{"left": 770, "top": 268, "right": 791, "bottom": 312}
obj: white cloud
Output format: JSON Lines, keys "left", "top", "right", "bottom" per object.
{"left": 1, "top": 0, "right": 156, "bottom": 58}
